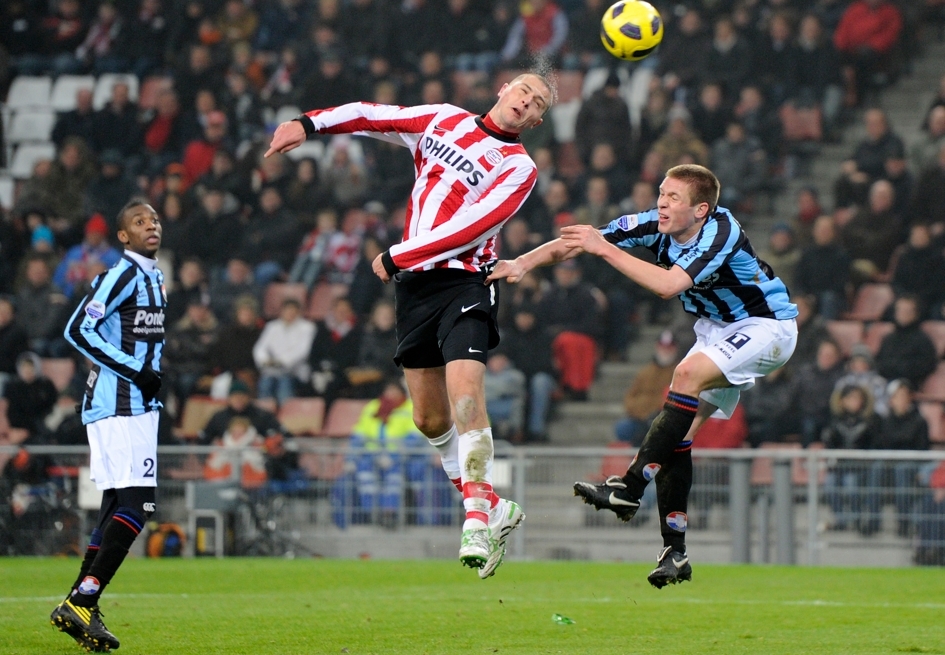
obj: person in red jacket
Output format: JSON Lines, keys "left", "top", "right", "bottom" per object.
{"left": 833, "top": 0, "right": 903, "bottom": 107}
{"left": 182, "top": 111, "right": 230, "bottom": 187}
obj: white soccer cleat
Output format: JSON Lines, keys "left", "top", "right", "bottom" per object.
{"left": 459, "top": 527, "right": 490, "bottom": 569}
{"left": 479, "top": 498, "right": 525, "bottom": 579}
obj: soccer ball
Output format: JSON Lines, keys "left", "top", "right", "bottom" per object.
{"left": 600, "top": 0, "right": 664, "bottom": 62}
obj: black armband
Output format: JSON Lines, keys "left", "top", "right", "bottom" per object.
{"left": 381, "top": 251, "right": 400, "bottom": 277}
{"left": 293, "top": 114, "right": 316, "bottom": 137}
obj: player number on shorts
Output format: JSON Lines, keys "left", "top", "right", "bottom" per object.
{"left": 143, "top": 458, "right": 155, "bottom": 477}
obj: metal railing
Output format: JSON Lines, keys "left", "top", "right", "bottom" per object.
{"left": 2, "top": 444, "right": 944, "bottom": 567}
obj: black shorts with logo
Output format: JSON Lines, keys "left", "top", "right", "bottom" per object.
{"left": 393, "top": 268, "right": 500, "bottom": 369}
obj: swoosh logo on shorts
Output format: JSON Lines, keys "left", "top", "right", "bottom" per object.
{"left": 461, "top": 303, "right": 480, "bottom": 312}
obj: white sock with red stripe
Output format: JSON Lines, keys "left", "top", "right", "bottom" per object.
{"left": 427, "top": 424, "right": 462, "bottom": 491}
{"left": 458, "top": 427, "right": 499, "bottom": 530}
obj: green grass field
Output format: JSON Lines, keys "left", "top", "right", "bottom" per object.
{"left": 4, "top": 557, "right": 944, "bottom": 655}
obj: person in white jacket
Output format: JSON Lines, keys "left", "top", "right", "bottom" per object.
{"left": 252, "top": 299, "right": 315, "bottom": 405}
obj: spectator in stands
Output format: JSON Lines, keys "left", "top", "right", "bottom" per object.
{"left": 210, "top": 259, "right": 259, "bottom": 323}
{"left": 254, "top": 0, "right": 309, "bottom": 55}
{"left": 500, "top": 303, "right": 556, "bottom": 442}
{"left": 75, "top": 0, "right": 127, "bottom": 74}
{"left": 620, "top": 180, "right": 657, "bottom": 215}
{"left": 911, "top": 142, "right": 945, "bottom": 227}
{"left": 788, "top": 294, "right": 832, "bottom": 373}
{"left": 837, "top": 343, "right": 890, "bottom": 416}
{"left": 51, "top": 88, "right": 95, "bottom": 150}
{"left": 833, "top": 0, "right": 903, "bottom": 107}
{"left": 794, "top": 339, "right": 846, "bottom": 445}
{"left": 614, "top": 330, "right": 678, "bottom": 446}
{"left": 122, "top": 0, "right": 168, "bottom": 78}
{"left": 323, "top": 143, "right": 369, "bottom": 209}
{"left": 539, "top": 259, "right": 602, "bottom": 401}
{"left": 484, "top": 353, "right": 527, "bottom": 442}
{"left": 0, "top": 296, "right": 29, "bottom": 395}
{"left": 794, "top": 215, "right": 852, "bottom": 319}
{"left": 759, "top": 223, "right": 800, "bottom": 294}
{"left": 691, "top": 82, "right": 731, "bottom": 149}
{"left": 217, "top": 0, "right": 258, "bottom": 45}
{"left": 574, "top": 72, "right": 632, "bottom": 165}
{"left": 837, "top": 179, "right": 902, "bottom": 279}
{"left": 2, "top": 352, "right": 57, "bottom": 438}
{"left": 260, "top": 44, "right": 305, "bottom": 109}
{"left": 52, "top": 214, "right": 121, "bottom": 299}
{"left": 338, "top": 0, "right": 391, "bottom": 70}
{"left": 15, "top": 255, "right": 68, "bottom": 357}
{"left": 339, "top": 378, "right": 424, "bottom": 528}
{"left": 91, "top": 82, "right": 142, "bottom": 159}
{"left": 289, "top": 209, "right": 339, "bottom": 291}
{"left": 1, "top": 1, "right": 44, "bottom": 77}
{"left": 741, "top": 366, "right": 799, "bottom": 446}
{"left": 208, "top": 295, "right": 263, "bottom": 389}
{"left": 889, "top": 224, "right": 945, "bottom": 319}
{"left": 656, "top": 7, "right": 710, "bottom": 104}
{"left": 40, "top": 0, "right": 88, "bottom": 76}
{"left": 308, "top": 296, "right": 362, "bottom": 399}
{"left": 564, "top": 0, "right": 608, "bottom": 70}
{"left": 865, "top": 378, "right": 929, "bottom": 536}
{"left": 711, "top": 121, "right": 766, "bottom": 210}
{"left": 347, "top": 237, "right": 386, "bottom": 320}
{"left": 200, "top": 379, "right": 282, "bottom": 445}
{"left": 83, "top": 150, "right": 139, "bottom": 232}
{"left": 165, "top": 297, "right": 220, "bottom": 402}
{"left": 756, "top": 12, "right": 799, "bottom": 108}
{"left": 578, "top": 143, "right": 632, "bottom": 207}
{"left": 875, "top": 295, "right": 938, "bottom": 389}
{"left": 732, "top": 85, "right": 781, "bottom": 162}
{"left": 573, "top": 177, "right": 619, "bottom": 227}
{"left": 192, "top": 148, "right": 246, "bottom": 207}
{"left": 911, "top": 106, "right": 945, "bottom": 173}
{"left": 222, "top": 71, "right": 264, "bottom": 143}
{"left": 239, "top": 186, "right": 301, "bottom": 286}
{"left": 823, "top": 382, "right": 881, "bottom": 532}
{"left": 285, "top": 158, "right": 330, "bottom": 222}
{"left": 203, "top": 415, "right": 268, "bottom": 488}
{"left": 182, "top": 111, "right": 232, "bottom": 188}
{"left": 500, "top": 0, "right": 569, "bottom": 67}
{"left": 841, "top": 109, "right": 906, "bottom": 203}
{"left": 704, "top": 16, "right": 755, "bottom": 98}
{"left": 184, "top": 187, "right": 244, "bottom": 269}
{"left": 882, "top": 150, "right": 913, "bottom": 223}
{"left": 794, "top": 13, "right": 843, "bottom": 141}
{"left": 142, "top": 90, "right": 187, "bottom": 177}
{"left": 40, "top": 138, "right": 98, "bottom": 240}
{"left": 253, "top": 298, "right": 315, "bottom": 405}
{"left": 652, "top": 107, "right": 709, "bottom": 172}
{"left": 298, "top": 49, "right": 358, "bottom": 110}
{"left": 174, "top": 44, "right": 223, "bottom": 114}
{"left": 165, "top": 257, "right": 208, "bottom": 327}
{"left": 348, "top": 300, "right": 400, "bottom": 399}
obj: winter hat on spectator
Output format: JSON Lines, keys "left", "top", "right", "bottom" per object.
{"left": 85, "top": 213, "right": 108, "bottom": 237}
{"left": 849, "top": 343, "right": 874, "bottom": 366}
{"left": 604, "top": 71, "right": 621, "bottom": 89}
{"left": 668, "top": 106, "right": 692, "bottom": 124}
{"left": 229, "top": 379, "right": 251, "bottom": 396}
{"left": 886, "top": 378, "right": 912, "bottom": 397}
{"left": 31, "top": 225, "right": 54, "bottom": 250}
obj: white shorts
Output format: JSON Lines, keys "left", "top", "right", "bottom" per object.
{"left": 87, "top": 411, "right": 159, "bottom": 490}
{"left": 685, "top": 317, "right": 798, "bottom": 419}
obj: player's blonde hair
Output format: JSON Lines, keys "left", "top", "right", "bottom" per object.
{"left": 511, "top": 55, "right": 558, "bottom": 110}
{"left": 665, "top": 164, "right": 720, "bottom": 212}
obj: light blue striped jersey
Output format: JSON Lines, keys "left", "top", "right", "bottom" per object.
{"left": 64, "top": 252, "right": 166, "bottom": 424}
{"left": 600, "top": 207, "right": 798, "bottom": 322}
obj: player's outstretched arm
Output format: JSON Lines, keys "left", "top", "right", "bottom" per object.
{"left": 560, "top": 224, "right": 693, "bottom": 299}
{"left": 264, "top": 120, "right": 306, "bottom": 158}
{"left": 486, "top": 237, "right": 578, "bottom": 284}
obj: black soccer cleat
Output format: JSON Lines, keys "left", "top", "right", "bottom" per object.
{"left": 50, "top": 599, "right": 120, "bottom": 652}
{"left": 573, "top": 475, "right": 641, "bottom": 522}
{"left": 647, "top": 546, "right": 692, "bottom": 589}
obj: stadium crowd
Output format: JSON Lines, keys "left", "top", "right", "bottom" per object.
{"left": 1, "top": 0, "right": 945, "bottom": 546}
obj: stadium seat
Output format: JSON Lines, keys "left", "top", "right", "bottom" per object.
{"left": 845, "top": 283, "right": 894, "bottom": 321}
{"left": 137, "top": 75, "right": 173, "bottom": 110}
{"left": 253, "top": 397, "right": 278, "bottom": 414}
{"left": 599, "top": 441, "right": 633, "bottom": 479}
{"left": 273, "top": 105, "right": 301, "bottom": 126}
{"left": 549, "top": 98, "right": 581, "bottom": 143}
{"left": 284, "top": 139, "right": 325, "bottom": 163}
{"left": 918, "top": 361, "right": 945, "bottom": 403}
{"left": 92, "top": 73, "right": 139, "bottom": 110}
{"left": 7, "top": 109, "right": 56, "bottom": 144}
{"left": 179, "top": 396, "right": 227, "bottom": 439}
{"left": 40, "top": 358, "right": 75, "bottom": 392}
{"left": 451, "top": 70, "right": 488, "bottom": 106}
{"left": 921, "top": 321, "right": 945, "bottom": 359}
{"left": 6, "top": 76, "right": 52, "bottom": 110}
{"left": 9, "top": 143, "right": 56, "bottom": 180}
{"left": 0, "top": 174, "right": 14, "bottom": 211}
{"left": 306, "top": 282, "right": 348, "bottom": 320}
{"left": 49, "top": 75, "right": 96, "bottom": 112}
{"left": 321, "top": 399, "right": 370, "bottom": 438}
{"left": 262, "top": 282, "right": 308, "bottom": 319}
{"left": 863, "top": 321, "right": 894, "bottom": 355}
{"left": 556, "top": 70, "right": 584, "bottom": 103}
{"left": 918, "top": 402, "right": 944, "bottom": 444}
{"left": 825, "top": 320, "right": 865, "bottom": 358}
{"left": 278, "top": 397, "right": 326, "bottom": 436}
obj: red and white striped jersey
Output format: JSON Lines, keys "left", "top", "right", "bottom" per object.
{"left": 302, "top": 102, "right": 538, "bottom": 273}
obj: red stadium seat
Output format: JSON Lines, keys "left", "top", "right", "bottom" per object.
{"left": 825, "top": 320, "right": 865, "bottom": 358}
{"left": 918, "top": 362, "right": 945, "bottom": 403}
{"left": 321, "top": 399, "right": 370, "bottom": 438}
{"left": 845, "top": 283, "right": 894, "bottom": 321}
{"left": 918, "top": 402, "right": 944, "bottom": 444}
{"left": 253, "top": 397, "right": 278, "bottom": 414}
{"left": 555, "top": 141, "right": 584, "bottom": 181}
{"left": 921, "top": 321, "right": 945, "bottom": 359}
{"left": 306, "top": 282, "right": 348, "bottom": 320}
{"left": 179, "top": 396, "right": 227, "bottom": 440}
{"left": 278, "top": 397, "right": 326, "bottom": 436}
{"left": 138, "top": 76, "right": 173, "bottom": 110}
{"left": 750, "top": 442, "right": 801, "bottom": 486}
{"left": 556, "top": 70, "right": 584, "bottom": 103}
{"left": 863, "top": 321, "right": 894, "bottom": 355}
{"left": 263, "top": 283, "right": 308, "bottom": 319}
{"left": 599, "top": 441, "right": 633, "bottom": 479}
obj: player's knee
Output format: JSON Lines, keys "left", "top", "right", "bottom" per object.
{"left": 116, "top": 487, "right": 156, "bottom": 520}
{"left": 453, "top": 393, "right": 484, "bottom": 427}
{"left": 670, "top": 360, "right": 702, "bottom": 395}
{"left": 413, "top": 409, "right": 451, "bottom": 438}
